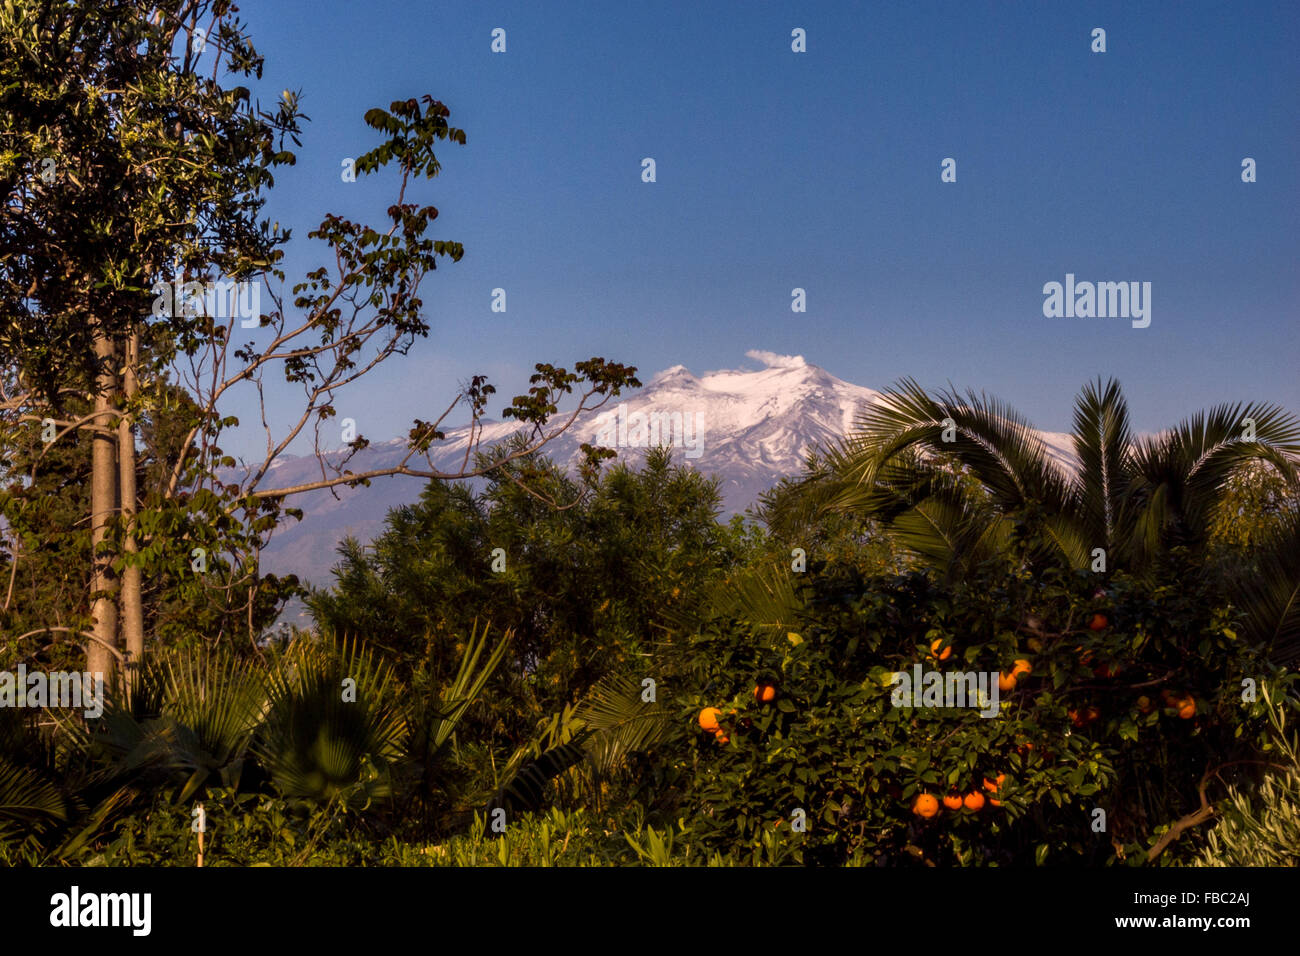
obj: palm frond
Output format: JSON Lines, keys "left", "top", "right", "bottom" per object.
{"left": 427, "top": 621, "right": 512, "bottom": 755}
{"left": 491, "top": 739, "right": 591, "bottom": 814}
{"left": 707, "top": 564, "right": 804, "bottom": 636}
{"left": 576, "top": 674, "right": 675, "bottom": 778}
{"left": 751, "top": 454, "right": 840, "bottom": 539}
{"left": 1039, "top": 513, "right": 1094, "bottom": 570}
{"left": 1131, "top": 401, "right": 1300, "bottom": 553}
{"left": 1071, "top": 377, "right": 1135, "bottom": 550}
{"left": 491, "top": 673, "right": 675, "bottom": 813}
{"left": 829, "top": 379, "right": 1073, "bottom": 512}
{"left": 0, "top": 756, "right": 68, "bottom": 832}
{"left": 255, "top": 635, "right": 408, "bottom": 804}
{"left": 824, "top": 379, "right": 1081, "bottom": 576}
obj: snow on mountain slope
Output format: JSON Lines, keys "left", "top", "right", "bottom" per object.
{"left": 257, "top": 351, "right": 1078, "bottom": 590}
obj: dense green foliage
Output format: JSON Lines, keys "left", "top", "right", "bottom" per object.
{"left": 307, "top": 446, "right": 756, "bottom": 741}
{"left": 3, "top": 427, "right": 1296, "bottom": 867}
{"left": 0, "top": 3, "right": 1297, "bottom": 870}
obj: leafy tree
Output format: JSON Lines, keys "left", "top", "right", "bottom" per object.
{"left": 0, "top": 1, "right": 637, "bottom": 683}
{"left": 1, "top": 0, "right": 302, "bottom": 676}
{"left": 649, "top": 546, "right": 1278, "bottom": 866}
{"left": 309, "top": 446, "right": 746, "bottom": 741}
{"left": 0, "top": 396, "right": 92, "bottom": 665}
{"left": 0, "top": 379, "right": 292, "bottom": 658}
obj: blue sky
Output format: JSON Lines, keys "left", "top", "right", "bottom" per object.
{"left": 226, "top": 0, "right": 1299, "bottom": 460}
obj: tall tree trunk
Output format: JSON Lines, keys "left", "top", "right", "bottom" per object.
{"left": 119, "top": 328, "right": 144, "bottom": 693}
{"left": 88, "top": 324, "right": 120, "bottom": 684}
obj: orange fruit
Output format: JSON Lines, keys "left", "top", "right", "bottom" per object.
{"left": 1088, "top": 613, "right": 1108, "bottom": 631}
{"left": 1177, "top": 696, "right": 1196, "bottom": 720}
{"left": 698, "top": 707, "right": 722, "bottom": 732}
{"left": 1136, "top": 695, "right": 1153, "bottom": 714}
{"left": 912, "top": 793, "right": 940, "bottom": 819}
{"left": 714, "top": 731, "right": 730, "bottom": 744}
{"left": 1011, "top": 659, "right": 1032, "bottom": 677}
{"left": 1085, "top": 705, "right": 1100, "bottom": 724}
{"left": 1068, "top": 708, "right": 1085, "bottom": 728}
{"left": 929, "top": 638, "right": 953, "bottom": 662}
{"left": 998, "top": 672, "right": 1017, "bottom": 692}
{"left": 963, "top": 791, "right": 986, "bottom": 811}
{"left": 942, "top": 793, "right": 964, "bottom": 811}
{"left": 983, "top": 773, "right": 1005, "bottom": 794}
{"left": 753, "top": 684, "right": 777, "bottom": 703}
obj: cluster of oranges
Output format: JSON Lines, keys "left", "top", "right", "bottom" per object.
{"left": 1068, "top": 704, "right": 1102, "bottom": 728}
{"left": 998, "top": 658, "right": 1033, "bottom": 692}
{"left": 928, "top": 638, "right": 954, "bottom": 662}
{"left": 696, "top": 707, "right": 728, "bottom": 743}
{"left": 697, "top": 706, "right": 730, "bottom": 744}
{"left": 1072, "top": 689, "right": 1195, "bottom": 725}
{"left": 1073, "top": 610, "right": 1197, "bottom": 723}
{"left": 928, "top": 640, "right": 1032, "bottom": 695}
{"left": 912, "top": 774, "right": 1007, "bottom": 818}
{"left": 1137, "top": 688, "right": 1196, "bottom": 719}
{"left": 1070, "top": 681, "right": 1193, "bottom": 729}
{"left": 698, "top": 681, "right": 779, "bottom": 745}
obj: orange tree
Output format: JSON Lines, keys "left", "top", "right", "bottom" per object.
{"left": 656, "top": 550, "right": 1279, "bottom": 866}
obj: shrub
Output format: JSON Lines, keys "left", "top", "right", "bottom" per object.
{"left": 665, "top": 555, "right": 1277, "bottom": 866}
{"left": 1194, "top": 683, "right": 1300, "bottom": 867}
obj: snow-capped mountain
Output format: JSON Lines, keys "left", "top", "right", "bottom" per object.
{"left": 256, "top": 351, "right": 1077, "bottom": 590}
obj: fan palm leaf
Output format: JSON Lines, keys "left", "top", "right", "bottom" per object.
{"left": 62, "top": 649, "right": 267, "bottom": 800}
{"left": 255, "top": 635, "right": 407, "bottom": 805}
{"left": 0, "top": 756, "right": 68, "bottom": 835}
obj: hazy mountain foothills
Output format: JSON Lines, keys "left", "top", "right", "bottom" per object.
{"left": 258, "top": 351, "right": 1079, "bottom": 590}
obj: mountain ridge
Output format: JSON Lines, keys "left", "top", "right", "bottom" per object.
{"left": 258, "top": 352, "right": 1078, "bottom": 590}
